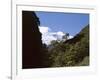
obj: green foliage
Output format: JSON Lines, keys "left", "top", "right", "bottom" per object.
{"left": 42, "top": 24, "right": 89, "bottom": 67}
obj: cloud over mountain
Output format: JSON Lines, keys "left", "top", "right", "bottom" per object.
{"left": 39, "top": 26, "right": 73, "bottom": 45}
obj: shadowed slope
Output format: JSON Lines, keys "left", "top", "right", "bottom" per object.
{"left": 22, "top": 11, "right": 43, "bottom": 69}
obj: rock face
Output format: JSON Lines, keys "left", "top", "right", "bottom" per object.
{"left": 22, "top": 11, "right": 43, "bottom": 69}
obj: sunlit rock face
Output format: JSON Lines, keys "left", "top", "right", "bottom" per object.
{"left": 22, "top": 11, "right": 43, "bottom": 69}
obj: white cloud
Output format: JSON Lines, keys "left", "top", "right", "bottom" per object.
{"left": 56, "top": 31, "right": 65, "bottom": 36}
{"left": 39, "top": 26, "right": 56, "bottom": 45}
{"left": 68, "top": 35, "right": 73, "bottom": 39}
{"left": 39, "top": 26, "right": 73, "bottom": 45}
{"left": 39, "top": 26, "right": 51, "bottom": 34}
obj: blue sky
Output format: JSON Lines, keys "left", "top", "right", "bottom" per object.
{"left": 36, "top": 11, "right": 89, "bottom": 36}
